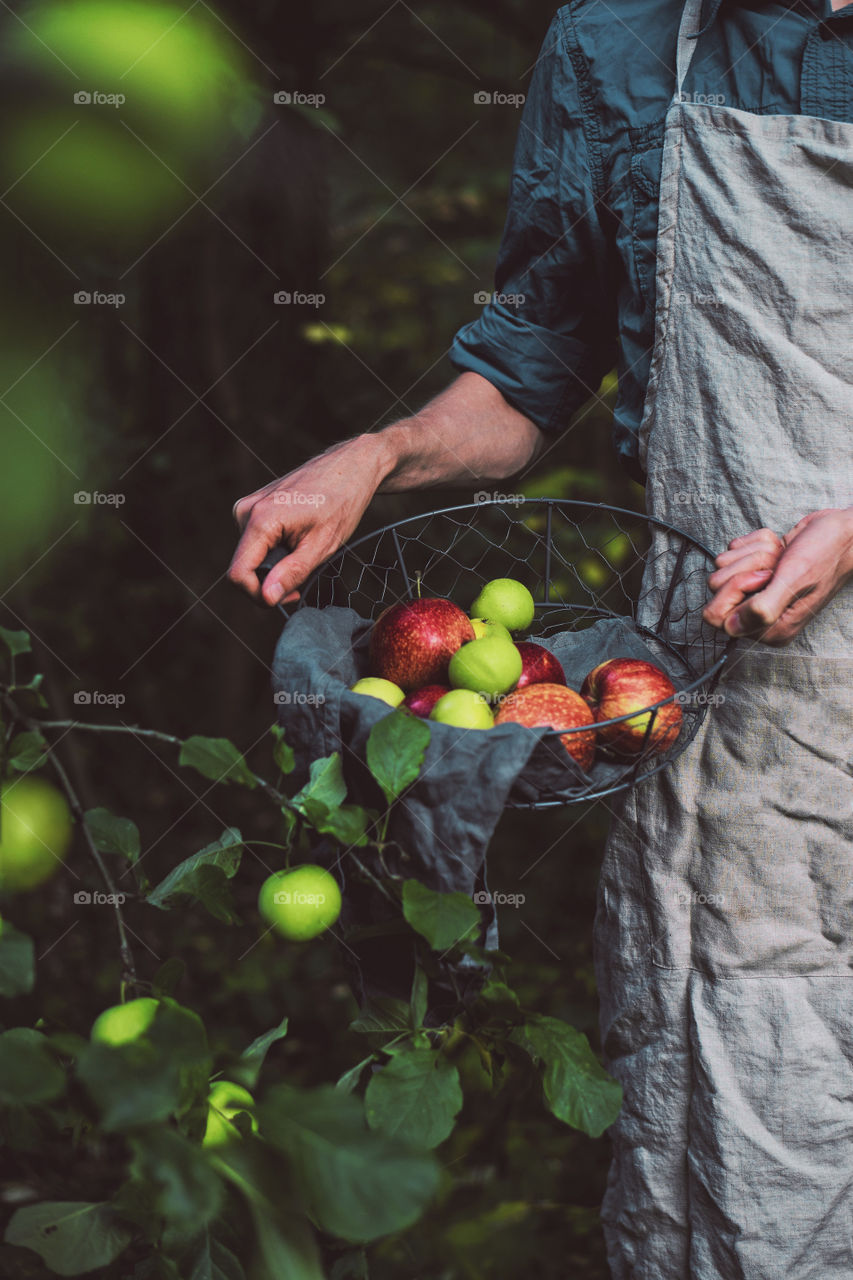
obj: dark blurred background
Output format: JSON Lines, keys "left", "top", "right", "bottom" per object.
{"left": 0, "top": 2, "right": 643, "bottom": 1275}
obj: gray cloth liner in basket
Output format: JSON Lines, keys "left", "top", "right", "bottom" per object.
{"left": 272, "top": 606, "right": 676, "bottom": 1008}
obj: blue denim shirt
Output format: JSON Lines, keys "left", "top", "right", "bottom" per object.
{"left": 449, "top": 0, "right": 853, "bottom": 482}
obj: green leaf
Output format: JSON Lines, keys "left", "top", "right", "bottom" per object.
{"left": 4, "top": 1201, "right": 131, "bottom": 1276}
{"left": 402, "top": 880, "right": 481, "bottom": 953}
{"left": 270, "top": 724, "right": 295, "bottom": 775}
{"left": 509, "top": 1015, "right": 622, "bottom": 1138}
{"left": 250, "top": 1208, "right": 325, "bottom": 1280}
{"left": 348, "top": 997, "right": 412, "bottom": 1035}
{"left": 189, "top": 1234, "right": 246, "bottom": 1280}
{"left": 147, "top": 829, "right": 243, "bottom": 922}
{"left": 0, "top": 1028, "right": 64, "bottom": 1105}
{"left": 312, "top": 803, "right": 369, "bottom": 847}
{"left": 77, "top": 1000, "right": 210, "bottom": 1131}
{"left": 334, "top": 1054, "right": 375, "bottom": 1095}
{"left": 366, "top": 710, "right": 429, "bottom": 804}
{"left": 15, "top": 673, "right": 47, "bottom": 708}
{"left": 7, "top": 730, "right": 48, "bottom": 773}
{"left": 410, "top": 964, "right": 428, "bottom": 1028}
{"left": 84, "top": 807, "right": 140, "bottom": 863}
{"left": 231, "top": 1016, "right": 289, "bottom": 1089}
{"left": 365, "top": 1047, "right": 462, "bottom": 1149}
{"left": 291, "top": 753, "right": 347, "bottom": 816}
{"left": 0, "top": 922, "right": 35, "bottom": 997}
{"left": 258, "top": 1084, "right": 440, "bottom": 1242}
{"left": 129, "top": 1128, "right": 223, "bottom": 1249}
{"left": 0, "top": 626, "right": 30, "bottom": 656}
{"left": 179, "top": 737, "right": 257, "bottom": 789}
{"left": 212, "top": 1144, "right": 324, "bottom": 1280}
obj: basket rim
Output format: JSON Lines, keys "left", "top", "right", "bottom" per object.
{"left": 292, "top": 496, "right": 722, "bottom": 603}
{"left": 277, "top": 495, "right": 732, "bottom": 803}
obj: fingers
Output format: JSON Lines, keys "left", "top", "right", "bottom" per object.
{"left": 714, "top": 527, "right": 783, "bottom": 567}
{"left": 227, "top": 518, "right": 275, "bottom": 602}
{"left": 260, "top": 532, "right": 331, "bottom": 606}
{"left": 702, "top": 567, "right": 775, "bottom": 629}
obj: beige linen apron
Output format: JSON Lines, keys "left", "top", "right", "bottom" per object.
{"left": 593, "top": 1, "right": 853, "bottom": 1275}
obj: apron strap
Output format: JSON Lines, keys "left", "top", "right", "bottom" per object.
{"left": 676, "top": 0, "right": 706, "bottom": 100}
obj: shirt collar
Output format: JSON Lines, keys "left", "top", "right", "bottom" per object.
{"left": 696, "top": 0, "right": 843, "bottom": 37}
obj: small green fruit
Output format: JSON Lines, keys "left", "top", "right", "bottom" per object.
{"left": 91, "top": 996, "right": 159, "bottom": 1045}
{"left": 429, "top": 689, "right": 494, "bottom": 730}
{"left": 470, "top": 617, "right": 513, "bottom": 641}
{"left": 470, "top": 579, "right": 535, "bottom": 633}
{"left": 203, "top": 1080, "right": 258, "bottom": 1147}
{"left": 350, "top": 677, "right": 405, "bottom": 706}
{"left": 258, "top": 865, "right": 342, "bottom": 941}
{"left": 448, "top": 637, "right": 523, "bottom": 699}
{"left": 0, "top": 776, "right": 72, "bottom": 892}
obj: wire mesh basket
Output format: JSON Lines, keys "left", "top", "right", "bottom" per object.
{"left": 279, "top": 498, "right": 731, "bottom": 808}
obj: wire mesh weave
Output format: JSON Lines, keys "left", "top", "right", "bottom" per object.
{"left": 294, "top": 499, "right": 730, "bottom": 807}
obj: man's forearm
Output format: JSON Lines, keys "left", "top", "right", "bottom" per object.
{"left": 372, "top": 372, "right": 546, "bottom": 492}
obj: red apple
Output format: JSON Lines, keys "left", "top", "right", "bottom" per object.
{"left": 369, "top": 599, "right": 475, "bottom": 692}
{"left": 580, "top": 658, "right": 682, "bottom": 758}
{"left": 402, "top": 684, "right": 450, "bottom": 719}
{"left": 494, "top": 683, "right": 596, "bottom": 772}
{"left": 515, "top": 642, "right": 566, "bottom": 690}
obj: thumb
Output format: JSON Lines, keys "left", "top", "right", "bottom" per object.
{"left": 725, "top": 552, "right": 803, "bottom": 635}
{"left": 262, "top": 532, "right": 329, "bottom": 606}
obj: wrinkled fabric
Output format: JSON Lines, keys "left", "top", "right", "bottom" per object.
{"left": 271, "top": 607, "right": 681, "bottom": 1006}
{"left": 448, "top": 0, "right": 853, "bottom": 483}
{"left": 593, "top": 0, "right": 853, "bottom": 1275}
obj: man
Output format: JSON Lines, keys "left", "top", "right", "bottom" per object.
{"left": 230, "top": 2, "right": 853, "bottom": 1274}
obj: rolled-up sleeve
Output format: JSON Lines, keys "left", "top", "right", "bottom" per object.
{"left": 449, "top": 12, "right": 615, "bottom": 431}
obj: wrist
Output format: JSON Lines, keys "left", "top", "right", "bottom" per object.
{"left": 371, "top": 420, "right": 414, "bottom": 492}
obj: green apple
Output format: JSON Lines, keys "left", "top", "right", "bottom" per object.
{"left": 350, "top": 677, "right": 405, "bottom": 706}
{"left": 0, "top": 775, "right": 72, "bottom": 893}
{"left": 448, "top": 637, "right": 522, "bottom": 699}
{"left": 258, "top": 865, "right": 342, "bottom": 941}
{"left": 470, "top": 579, "right": 535, "bottom": 633}
{"left": 91, "top": 996, "right": 159, "bottom": 1045}
{"left": 470, "top": 617, "right": 512, "bottom": 642}
{"left": 203, "top": 1079, "right": 258, "bottom": 1147}
{"left": 429, "top": 689, "right": 494, "bottom": 729}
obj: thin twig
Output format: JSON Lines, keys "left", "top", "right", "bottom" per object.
{"left": 38, "top": 719, "right": 285, "bottom": 802}
{"left": 1, "top": 695, "right": 139, "bottom": 996}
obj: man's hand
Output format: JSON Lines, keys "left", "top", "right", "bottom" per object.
{"left": 228, "top": 434, "right": 393, "bottom": 606}
{"left": 227, "top": 373, "right": 546, "bottom": 608}
{"left": 703, "top": 509, "right": 853, "bottom": 645}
